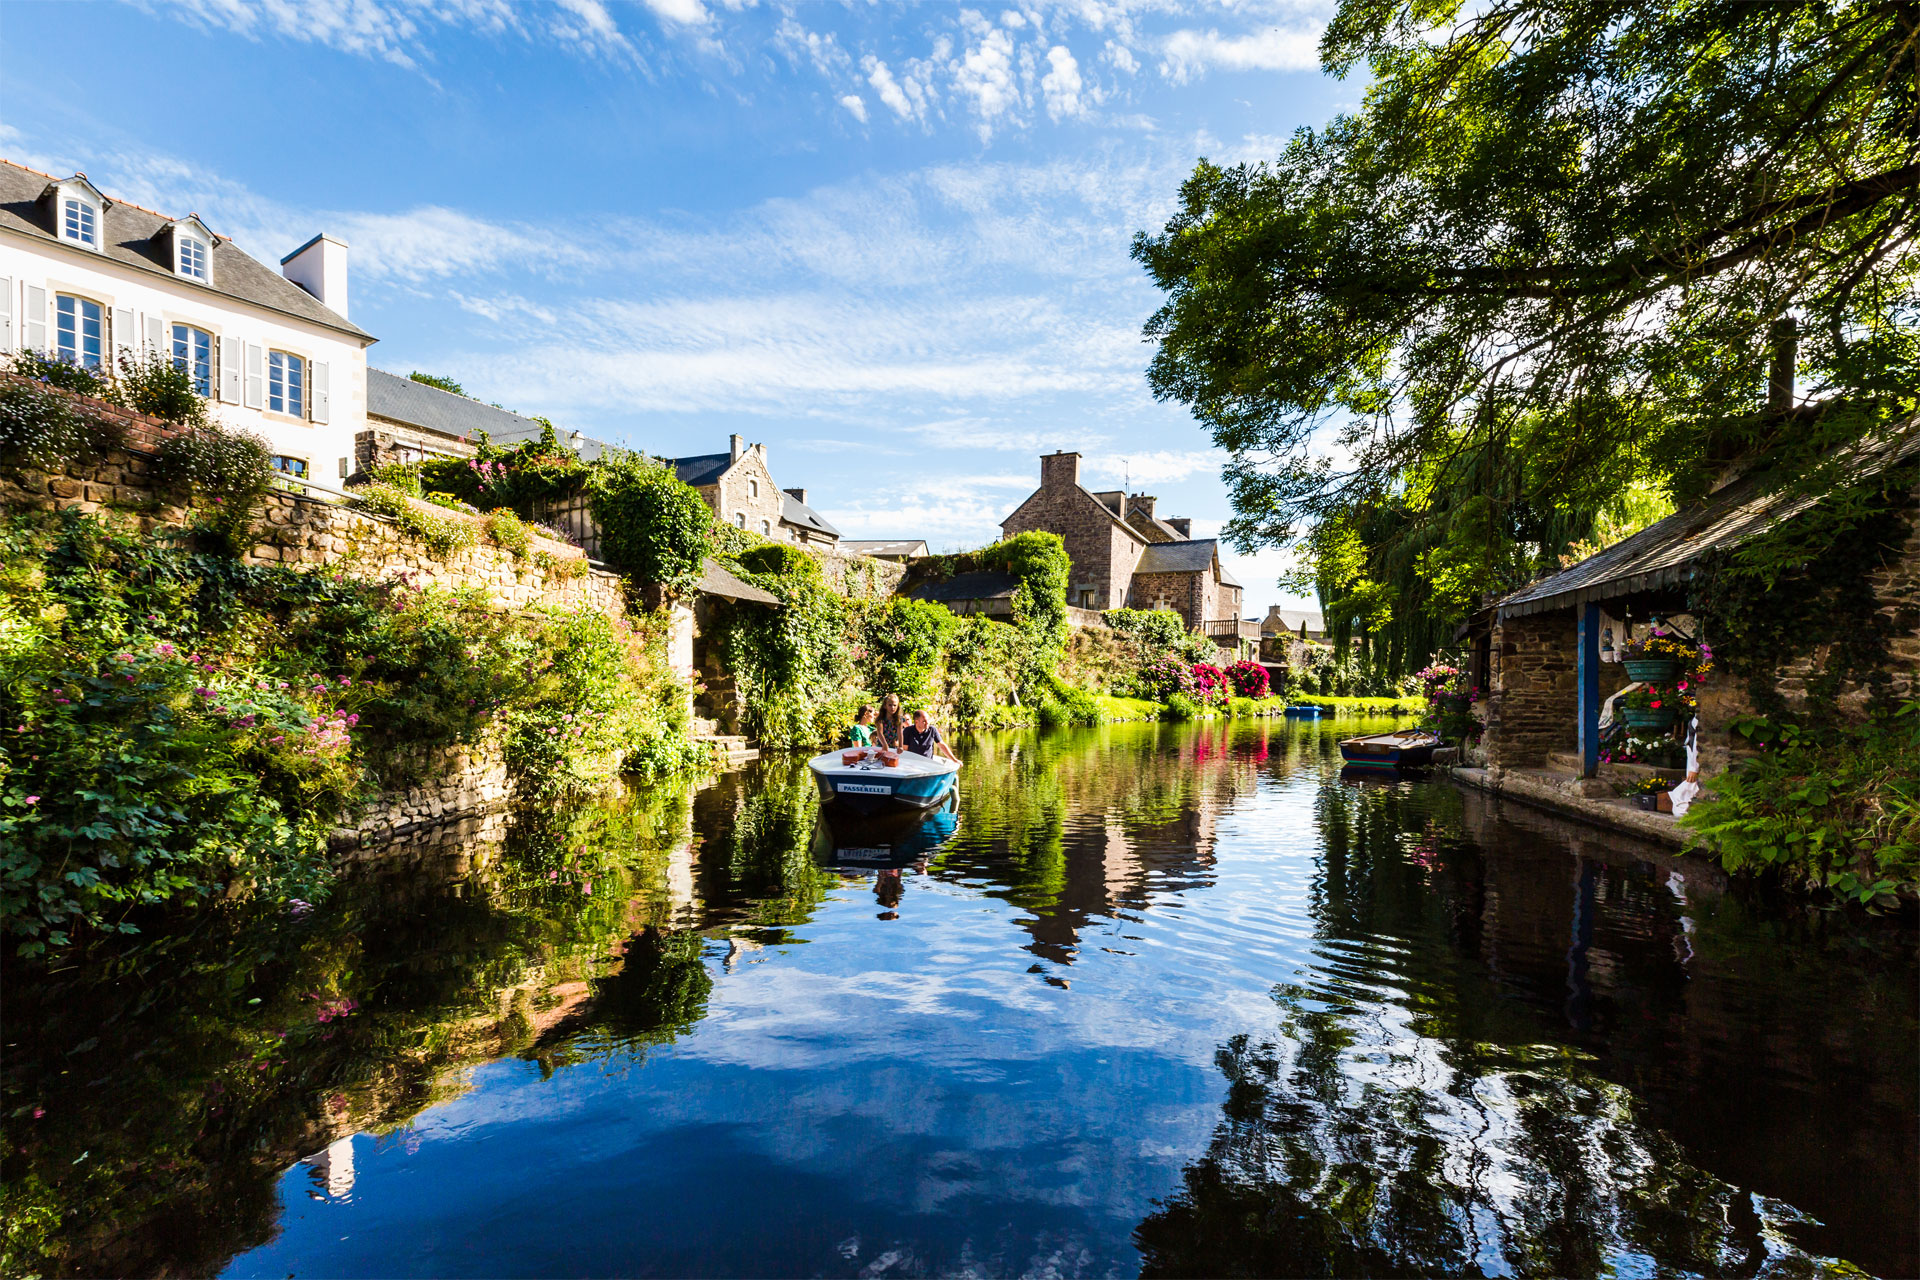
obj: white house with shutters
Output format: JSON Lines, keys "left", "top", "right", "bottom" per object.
{"left": 0, "top": 160, "right": 374, "bottom": 484}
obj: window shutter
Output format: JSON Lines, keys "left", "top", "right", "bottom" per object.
{"left": 23, "top": 285, "right": 46, "bottom": 351}
{"left": 0, "top": 277, "right": 12, "bottom": 350}
{"left": 145, "top": 314, "right": 164, "bottom": 354}
{"left": 220, "top": 337, "right": 243, "bottom": 403}
{"left": 114, "top": 307, "right": 135, "bottom": 365}
{"left": 310, "top": 361, "right": 330, "bottom": 424}
{"left": 244, "top": 343, "right": 264, "bottom": 409}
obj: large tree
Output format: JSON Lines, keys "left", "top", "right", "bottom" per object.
{"left": 1135, "top": 0, "right": 1919, "bottom": 654}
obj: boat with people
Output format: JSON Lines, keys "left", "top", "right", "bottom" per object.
{"left": 807, "top": 746, "right": 960, "bottom": 814}
{"left": 1338, "top": 728, "right": 1443, "bottom": 770}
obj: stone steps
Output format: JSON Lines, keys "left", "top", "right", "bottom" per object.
{"left": 1546, "top": 751, "right": 1686, "bottom": 784}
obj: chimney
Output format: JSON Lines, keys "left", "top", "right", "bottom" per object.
{"left": 1129, "top": 494, "right": 1157, "bottom": 521}
{"left": 1769, "top": 316, "right": 1798, "bottom": 413}
{"left": 280, "top": 234, "right": 350, "bottom": 319}
{"left": 1168, "top": 517, "right": 1192, "bottom": 538}
{"left": 1091, "top": 489, "right": 1125, "bottom": 515}
{"left": 784, "top": 487, "right": 808, "bottom": 505}
{"left": 730, "top": 433, "right": 744, "bottom": 462}
{"left": 1040, "top": 450, "right": 1081, "bottom": 489}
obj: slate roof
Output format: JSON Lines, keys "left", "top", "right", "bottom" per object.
{"left": 781, "top": 492, "right": 840, "bottom": 539}
{"left": 1134, "top": 539, "right": 1221, "bottom": 576}
{"left": 367, "top": 369, "right": 546, "bottom": 441}
{"left": 698, "top": 558, "right": 780, "bottom": 605}
{"left": 842, "top": 539, "right": 929, "bottom": 559}
{"left": 1495, "top": 415, "right": 1920, "bottom": 619}
{"left": 0, "top": 160, "right": 373, "bottom": 341}
{"left": 670, "top": 453, "right": 734, "bottom": 487}
{"left": 909, "top": 571, "right": 1022, "bottom": 602}
{"left": 1263, "top": 608, "right": 1325, "bottom": 635}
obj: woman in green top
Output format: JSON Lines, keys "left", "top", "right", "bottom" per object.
{"left": 847, "top": 704, "right": 877, "bottom": 746}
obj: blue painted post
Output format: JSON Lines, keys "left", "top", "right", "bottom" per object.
{"left": 1576, "top": 603, "right": 1601, "bottom": 778}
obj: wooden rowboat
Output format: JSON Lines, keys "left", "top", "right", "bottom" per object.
{"left": 1338, "top": 728, "right": 1442, "bottom": 770}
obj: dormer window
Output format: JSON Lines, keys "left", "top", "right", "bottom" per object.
{"left": 63, "top": 198, "right": 97, "bottom": 247}
{"left": 46, "top": 176, "right": 110, "bottom": 252}
{"left": 167, "top": 216, "right": 215, "bottom": 283}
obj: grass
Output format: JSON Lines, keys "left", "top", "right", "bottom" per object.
{"left": 1091, "top": 694, "right": 1163, "bottom": 722}
{"left": 1294, "top": 694, "right": 1424, "bottom": 715}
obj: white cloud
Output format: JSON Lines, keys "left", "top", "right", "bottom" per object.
{"left": 145, "top": 0, "right": 639, "bottom": 69}
{"left": 838, "top": 94, "right": 869, "bottom": 122}
{"left": 636, "top": 0, "right": 707, "bottom": 25}
{"left": 864, "top": 56, "right": 920, "bottom": 121}
{"left": 1160, "top": 24, "right": 1324, "bottom": 83}
{"left": 951, "top": 13, "right": 1025, "bottom": 138}
{"left": 1040, "top": 45, "right": 1086, "bottom": 120}
{"left": 1082, "top": 450, "right": 1217, "bottom": 486}
{"left": 1105, "top": 39, "right": 1138, "bottom": 74}
{"left": 773, "top": 16, "right": 851, "bottom": 78}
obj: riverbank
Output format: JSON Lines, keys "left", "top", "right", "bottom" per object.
{"left": 1087, "top": 692, "right": 1423, "bottom": 723}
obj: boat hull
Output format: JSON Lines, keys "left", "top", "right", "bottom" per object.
{"left": 1338, "top": 733, "right": 1440, "bottom": 769}
{"left": 808, "top": 751, "right": 959, "bottom": 814}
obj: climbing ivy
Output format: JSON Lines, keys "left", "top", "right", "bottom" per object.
{"left": 586, "top": 454, "right": 714, "bottom": 597}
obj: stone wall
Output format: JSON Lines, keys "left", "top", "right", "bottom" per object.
{"left": 331, "top": 740, "right": 510, "bottom": 860}
{"left": 806, "top": 542, "right": 908, "bottom": 599}
{"left": 1001, "top": 452, "right": 1142, "bottom": 610}
{"left": 2, "top": 444, "right": 626, "bottom": 619}
{"left": 1128, "top": 568, "right": 1219, "bottom": 631}
{"left": 1484, "top": 609, "right": 1578, "bottom": 770}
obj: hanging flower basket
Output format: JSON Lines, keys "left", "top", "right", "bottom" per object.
{"left": 1622, "top": 706, "right": 1677, "bottom": 732}
{"left": 1622, "top": 657, "right": 1681, "bottom": 683}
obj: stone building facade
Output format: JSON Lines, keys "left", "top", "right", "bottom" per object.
{"left": 670, "top": 435, "right": 840, "bottom": 546}
{"left": 999, "top": 450, "right": 1244, "bottom": 632}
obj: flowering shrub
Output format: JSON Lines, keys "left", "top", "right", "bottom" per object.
{"left": 1416, "top": 661, "right": 1481, "bottom": 744}
{"left": 1190, "top": 662, "right": 1230, "bottom": 704}
{"left": 1226, "top": 659, "right": 1270, "bottom": 699}
{"left": 1621, "top": 684, "right": 1672, "bottom": 712}
{"left": 0, "top": 371, "right": 126, "bottom": 471}
{"left": 1134, "top": 652, "right": 1197, "bottom": 702}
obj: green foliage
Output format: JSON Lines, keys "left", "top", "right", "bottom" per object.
{"left": 861, "top": 596, "right": 955, "bottom": 700}
{"left": 0, "top": 511, "right": 700, "bottom": 954}
{"left": 737, "top": 541, "right": 821, "bottom": 581}
{"left": 485, "top": 508, "right": 532, "bottom": 559}
{"left": 150, "top": 424, "right": 274, "bottom": 551}
{"left": 9, "top": 350, "right": 114, "bottom": 400}
{"left": 1682, "top": 705, "right": 1920, "bottom": 907}
{"left": 1104, "top": 606, "right": 1188, "bottom": 653}
{"left": 408, "top": 372, "right": 466, "bottom": 396}
{"left": 1136, "top": 0, "right": 1918, "bottom": 670}
{"left": 717, "top": 559, "right": 854, "bottom": 750}
{"left": 363, "top": 461, "right": 423, "bottom": 494}
{"left": 1162, "top": 691, "right": 1201, "bottom": 722}
{"left": 930, "top": 531, "right": 1071, "bottom": 694}
{"left": 0, "top": 376, "right": 125, "bottom": 472}
{"left": 588, "top": 454, "right": 714, "bottom": 595}
{"left": 350, "top": 481, "right": 479, "bottom": 557}
{"left": 114, "top": 351, "right": 213, "bottom": 428}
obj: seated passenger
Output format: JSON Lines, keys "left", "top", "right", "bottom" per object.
{"left": 903, "top": 709, "right": 958, "bottom": 762}
{"left": 847, "top": 704, "right": 876, "bottom": 747}
{"left": 876, "top": 693, "right": 906, "bottom": 749}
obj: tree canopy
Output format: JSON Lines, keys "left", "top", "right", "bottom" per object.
{"left": 1135, "top": 0, "right": 1918, "bottom": 661}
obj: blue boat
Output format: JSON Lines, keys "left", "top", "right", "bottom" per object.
{"left": 1338, "top": 729, "right": 1442, "bottom": 770}
{"left": 1284, "top": 703, "right": 1326, "bottom": 717}
{"left": 808, "top": 747, "right": 960, "bottom": 815}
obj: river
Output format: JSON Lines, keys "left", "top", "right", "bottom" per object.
{"left": 4, "top": 719, "right": 1914, "bottom": 1278}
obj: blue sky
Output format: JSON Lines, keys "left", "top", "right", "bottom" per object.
{"left": 1, "top": 0, "right": 1353, "bottom": 613}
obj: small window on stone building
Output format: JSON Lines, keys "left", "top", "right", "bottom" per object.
{"left": 761, "top": 519, "right": 771, "bottom": 535}
{"left": 749, "top": 479, "right": 759, "bottom": 498}
{"left": 734, "top": 512, "right": 746, "bottom": 528}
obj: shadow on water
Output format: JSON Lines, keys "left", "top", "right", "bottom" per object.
{"left": 1, "top": 719, "right": 1912, "bottom": 1278}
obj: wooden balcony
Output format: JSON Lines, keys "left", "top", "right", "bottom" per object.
{"left": 1204, "top": 617, "right": 1262, "bottom": 644}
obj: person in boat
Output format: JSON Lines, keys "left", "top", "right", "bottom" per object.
{"left": 847, "top": 704, "right": 877, "bottom": 747}
{"left": 875, "top": 694, "right": 906, "bottom": 749}
{"left": 904, "top": 709, "right": 959, "bottom": 762}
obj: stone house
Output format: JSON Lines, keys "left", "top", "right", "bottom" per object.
{"left": 999, "top": 451, "right": 1250, "bottom": 644}
{"left": 357, "top": 368, "right": 523, "bottom": 473}
{"left": 1473, "top": 415, "right": 1919, "bottom": 787}
{"left": 0, "top": 158, "right": 373, "bottom": 487}
{"left": 669, "top": 434, "right": 839, "bottom": 547}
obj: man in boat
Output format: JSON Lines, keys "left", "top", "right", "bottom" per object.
{"left": 904, "top": 709, "right": 959, "bottom": 762}
{"left": 847, "top": 704, "right": 876, "bottom": 747}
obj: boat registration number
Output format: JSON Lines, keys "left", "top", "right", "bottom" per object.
{"left": 838, "top": 783, "right": 892, "bottom": 795}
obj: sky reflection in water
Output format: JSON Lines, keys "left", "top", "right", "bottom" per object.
{"left": 7, "top": 720, "right": 1912, "bottom": 1278}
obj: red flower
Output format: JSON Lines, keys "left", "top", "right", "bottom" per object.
{"left": 1650, "top": 699, "right": 1663, "bottom": 709}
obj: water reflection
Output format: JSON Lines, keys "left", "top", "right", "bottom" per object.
{"left": 0, "top": 720, "right": 1911, "bottom": 1279}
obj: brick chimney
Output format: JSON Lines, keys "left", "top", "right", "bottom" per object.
{"left": 1091, "top": 489, "right": 1124, "bottom": 514}
{"left": 730, "top": 433, "right": 744, "bottom": 462}
{"left": 785, "top": 487, "right": 808, "bottom": 505}
{"left": 1127, "top": 494, "right": 1157, "bottom": 523}
{"left": 1040, "top": 450, "right": 1080, "bottom": 489}
{"left": 1167, "top": 517, "right": 1192, "bottom": 538}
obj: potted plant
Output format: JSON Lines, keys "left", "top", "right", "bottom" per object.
{"left": 1620, "top": 629, "right": 1693, "bottom": 683}
{"left": 1620, "top": 684, "right": 1677, "bottom": 732}
{"left": 1619, "top": 777, "right": 1669, "bottom": 811}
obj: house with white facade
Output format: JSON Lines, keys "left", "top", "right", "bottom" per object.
{"left": 0, "top": 160, "right": 374, "bottom": 485}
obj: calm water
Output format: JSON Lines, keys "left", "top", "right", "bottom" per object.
{"left": 4, "top": 720, "right": 1915, "bottom": 1278}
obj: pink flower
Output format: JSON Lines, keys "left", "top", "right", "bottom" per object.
{"left": 24, "top": 796, "right": 39, "bottom": 805}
